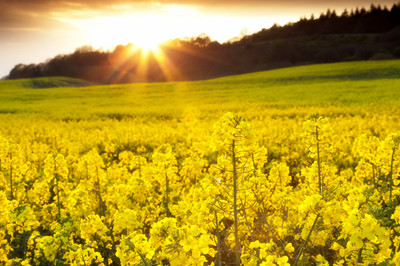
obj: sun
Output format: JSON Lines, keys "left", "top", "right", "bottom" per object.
{"left": 79, "top": 15, "right": 167, "bottom": 52}
{"left": 68, "top": 4, "right": 226, "bottom": 52}
{"left": 134, "top": 37, "right": 162, "bottom": 53}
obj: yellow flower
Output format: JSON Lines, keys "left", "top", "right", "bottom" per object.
{"left": 284, "top": 243, "right": 294, "bottom": 253}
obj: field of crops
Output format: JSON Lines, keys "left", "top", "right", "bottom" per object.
{"left": 1, "top": 60, "right": 400, "bottom": 265}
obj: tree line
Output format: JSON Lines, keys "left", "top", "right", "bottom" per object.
{"left": 6, "top": 3, "right": 400, "bottom": 84}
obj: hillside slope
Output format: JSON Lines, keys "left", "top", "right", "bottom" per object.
{"left": 1, "top": 60, "right": 400, "bottom": 119}
{"left": 0, "top": 77, "right": 93, "bottom": 89}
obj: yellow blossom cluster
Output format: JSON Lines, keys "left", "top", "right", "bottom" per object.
{"left": 0, "top": 110, "right": 400, "bottom": 265}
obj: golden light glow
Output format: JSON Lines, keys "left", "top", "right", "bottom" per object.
{"left": 134, "top": 38, "right": 161, "bottom": 53}
{"left": 78, "top": 16, "right": 169, "bottom": 51}
{"left": 44, "top": 3, "right": 304, "bottom": 84}
{"left": 53, "top": 3, "right": 289, "bottom": 51}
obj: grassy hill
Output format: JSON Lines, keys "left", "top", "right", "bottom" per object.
{"left": 0, "top": 76, "right": 93, "bottom": 89}
{"left": 1, "top": 60, "right": 400, "bottom": 120}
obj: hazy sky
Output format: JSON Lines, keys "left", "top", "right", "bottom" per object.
{"left": 0, "top": 0, "right": 398, "bottom": 77}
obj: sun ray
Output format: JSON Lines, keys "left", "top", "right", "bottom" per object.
{"left": 150, "top": 46, "right": 186, "bottom": 82}
{"left": 133, "top": 48, "right": 153, "bottom": 82}
{"left": 106, "top": 44, "right": 137, "bottom": 84}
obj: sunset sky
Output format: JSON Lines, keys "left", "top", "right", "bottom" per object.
{"left": 0, "top": 0, "right": 398, "bottom": 78}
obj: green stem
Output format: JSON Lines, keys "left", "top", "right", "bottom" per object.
{"left": 316, "top": 126, "right": 322, "bottom": 196}
{"left": 164, "top": 166, "right": 171, "bottom": 217}
{"left": 232, "top": 139, "right": 240, "bottom": 266}
{"left": 54, "top": 156, "right": 61, "bottom": 223}
{"left": 389, "top": 146, "right": 396, "bottom": 201}
{"left": 56, "top": 172, "right": 61, "bottom": 223}
{"left": 96, "top": 166, "right": 104, "bottom": 217}
{"left": 357, "top": 243, "right": 364, "bottom": 263}
{"left": 9, "top": 152, "right": 14, "bottom": 200}
{"left": 293, "top": 214, "right": 320, "bottom": 266}
{"left": 215, "top": 210, "right": 222, "bottom": 266}
{"left": 137, "top": 251, "right": 149, "bottom": 266}
{"left": 81, "top": 249, "right": 87, "bottom": 266}
{"left": 52, "top": 247, "right": 60, "bottom": 265}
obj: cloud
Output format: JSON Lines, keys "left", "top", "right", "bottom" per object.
{"left": 0, "top": 1, "right": 60, "bottom": 32}
{"left": 0, "top": 0, "right": 398, "bottom": 40}
{"left": 1, "top": 0, "right": 397, "bottom": 24}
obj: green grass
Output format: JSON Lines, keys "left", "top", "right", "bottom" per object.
{"left": 0, "top": 76, "right": 94, "bottom": 89}
{"left": 1, "top": 60, "right": 400, "bottom": 120}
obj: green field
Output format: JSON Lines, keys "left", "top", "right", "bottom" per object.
{"left": 1, "top": 60, "right": 400, "bottom": 121}
{"left": 2, "top": 60, "right": 400, "bottom": 265}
